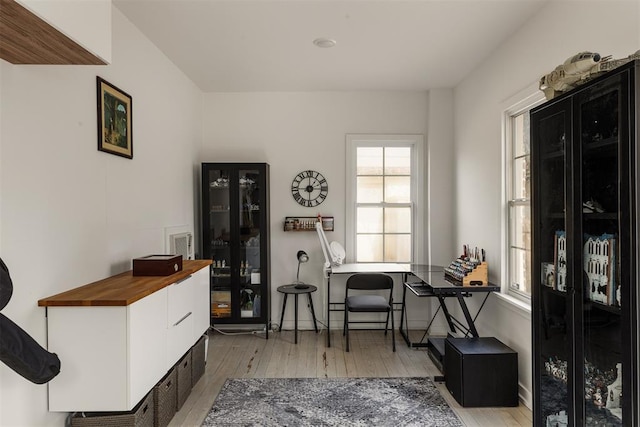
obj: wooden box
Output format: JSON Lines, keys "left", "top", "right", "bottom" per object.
{"left": 211, "top": 291, "right": 231, "bottom": 318}
{"left": 462, "top": 262, "right": 489, "bottom": 286}
{"left": 133, "top": 255, "right": 182, "bottom": 276}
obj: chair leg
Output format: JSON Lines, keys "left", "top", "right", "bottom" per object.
{"left": 345, "top": 308, "right": 350, "bottom": 352}
{"left": 343, "top": 306, "right": 347, "bottom": 336}
{"left": 390, "top": 308, "right": 396, "bottom": 352}
{"left": 384, "top": 310, "right": 390, "bottom": 336}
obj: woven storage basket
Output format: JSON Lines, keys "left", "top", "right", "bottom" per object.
{"left": 71, "top": 391, "right": 154, "bottom": 427}
{"left": 176, "top": 350, "right": 193, "bottom": 411}
{"left": 191, "top": 335, "right": 206, "bottom": 385}
{"left": 153, "top": 368, "right": 177, "bottom": 427}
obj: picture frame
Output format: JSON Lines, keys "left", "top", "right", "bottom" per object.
{"left": 96, "top": 76, "right": 133, "bottom": 159}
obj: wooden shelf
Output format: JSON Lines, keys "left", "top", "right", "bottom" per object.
{"left": 284, "top": 216, "right": 334, "bottom": 231}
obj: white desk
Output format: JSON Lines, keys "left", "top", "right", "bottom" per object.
{"left": 325, "top": 263, "right": 410, "bottom": 347}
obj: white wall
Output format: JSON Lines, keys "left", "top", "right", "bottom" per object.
{"left": 0, "top": 7, "right": 202, "bottom": 426}
{"left": 201, "top": 91, "right": 454, "bottom": 331}
{"left": 453, "top": 0, "right": 640, "bottom": 408}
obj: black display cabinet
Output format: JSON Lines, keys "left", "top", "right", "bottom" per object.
{"left": 201, "top": 163, "right": 270, "bottom": 336}
{"left": 531, "top": 60, "right": 639, "bottom": 426}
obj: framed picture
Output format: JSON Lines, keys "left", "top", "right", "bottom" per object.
{"left": 96, "top": 77, "right": 133, "bottom": 159}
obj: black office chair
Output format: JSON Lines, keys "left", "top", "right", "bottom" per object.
{"left": 343, "top": 273, "right": 395, "bottom": 352}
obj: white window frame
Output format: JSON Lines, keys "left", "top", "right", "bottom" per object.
{"left": 502, "top": 90, "right": 545, "bottom": 302}
{"left": 345, "top": 134, "right": 425, "bottom": 264}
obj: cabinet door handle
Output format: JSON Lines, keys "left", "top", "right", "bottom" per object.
{"left": 175, "top": 275, "right": 193, "bottom": 285}
{"left": 174, "top": 311, "right": 192, "bottom": 326}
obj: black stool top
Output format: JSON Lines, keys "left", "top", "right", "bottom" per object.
{"left": 277, "top": 284, "right": 318, "bottom": 294}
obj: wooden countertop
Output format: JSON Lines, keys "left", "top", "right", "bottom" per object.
{"left": 38, "top": 260, "right": 212, "bottom": 307}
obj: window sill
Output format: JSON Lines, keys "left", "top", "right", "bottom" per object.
{"left": 493, "top": 292, "right": 531, "bottom": 320}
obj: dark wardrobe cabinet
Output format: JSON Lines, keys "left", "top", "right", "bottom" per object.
{"left": 201, "top": 163, "right": 270, "bottom": 335}
{"left": 531, "top": 60, "right": 639, "bottom": 426}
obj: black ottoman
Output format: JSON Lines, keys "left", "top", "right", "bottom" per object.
{"left": 445, "top": 337, "right": 518, "bottom": 407}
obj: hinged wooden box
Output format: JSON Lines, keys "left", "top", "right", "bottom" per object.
{"left": 133, "top": 255, "right": 182, "bottom": 276}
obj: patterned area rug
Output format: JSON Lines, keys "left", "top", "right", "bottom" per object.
{"left": 203, "top": 377, "right": 464, "bottom": 426}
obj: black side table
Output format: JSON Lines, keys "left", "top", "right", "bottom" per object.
{"left": 277, "top": 284, "right": 318, "bottom": 344}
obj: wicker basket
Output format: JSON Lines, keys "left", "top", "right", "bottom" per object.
{"left": 176, "top": 350, "right": 193, "bottom": 411}
{"left": 71, "top": 391, "right": 154, "bottom": 427}
{"left": 153, "top": 368, "right": 177, "bottom": 427}
{"left": 191, "top": 335, "right": 206, "bottom": 385}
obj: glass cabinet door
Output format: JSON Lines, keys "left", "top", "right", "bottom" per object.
{"left": 532, "top": 98, "right": 572, "bottom": 426}
{"left": 237, "top": 168, "right": 263, "bottom": 319}
{"left": 577, "top": 73, "right": 626, "bottom": 426}
{"left": 206, "top": 168, "right": 232, "bottom": 319}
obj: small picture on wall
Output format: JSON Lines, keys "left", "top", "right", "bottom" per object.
{"left": 96, "top": 77, "right": 133, "bottom": 159}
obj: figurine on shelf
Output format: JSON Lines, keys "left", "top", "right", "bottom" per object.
{"left": 593, "top": 388, "right": 604, "bottom": 409}
{"left": 539, "top": 50, "right": 640, "bottom": 100}
{"left": 606, "top": 363, "right": 623, "bottom": 419}
{"left": 240, "top": 288, "right": 254, "bottom": 318}
{"left": 546, "top": 410, "right": 568, "bottom": 427}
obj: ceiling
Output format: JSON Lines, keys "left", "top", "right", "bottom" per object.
{"left": 114, "top": 0, "right": 549, "bottom": 92}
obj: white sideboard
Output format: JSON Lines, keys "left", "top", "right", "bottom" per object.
{"left": 38, "top": 260, "right": 211, "bottom": 412}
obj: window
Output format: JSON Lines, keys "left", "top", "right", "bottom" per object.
{"left": 346, "top": 135, "right": 424, "bottom": 263}
{"left": 506, "top": 110, "right": 532, "bottom": 298}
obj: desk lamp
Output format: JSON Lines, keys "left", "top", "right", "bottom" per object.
{"left": 295, "top": 250, "right": 309, "bottom": 289}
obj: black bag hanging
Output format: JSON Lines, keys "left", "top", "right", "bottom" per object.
{"left": 0, "top": 257, "right": 60, "bottom": 384}
{"left": 0, "top": 313, "right": 61, "bottom": 384}
{"left": 0, "top": 257, "right": 13, "bottom": 310}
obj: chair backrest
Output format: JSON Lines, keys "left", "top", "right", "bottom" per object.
{"left": 346, "top": 273, "right": 394, "bottom": 291}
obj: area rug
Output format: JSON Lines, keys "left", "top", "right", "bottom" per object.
{"left": 203, "top": 377, "right": 464, "bottom": 426}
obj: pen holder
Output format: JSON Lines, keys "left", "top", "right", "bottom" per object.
{"left": 462, "top": 262, "right": 488, "bottom": 286}
{"left": 444, "top": 259, "right": 489, "bottom": 286}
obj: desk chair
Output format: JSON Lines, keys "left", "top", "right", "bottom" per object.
{"left": 343, "top": 273, "right": 395, "bottom": 352}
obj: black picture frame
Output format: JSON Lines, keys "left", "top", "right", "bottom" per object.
{"left": 96, "top": 76, "right": 133, "bottom": 159}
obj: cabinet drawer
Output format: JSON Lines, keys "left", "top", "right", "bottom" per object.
{"left": 167, "top": 275, "right": 194, "bottom": 327}
{"left": 167, "top": 275, "right": 195, "bottom": 368}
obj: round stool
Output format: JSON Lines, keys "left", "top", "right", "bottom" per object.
{"left": 277, "top": 284, "right": 318, "bottom": 344}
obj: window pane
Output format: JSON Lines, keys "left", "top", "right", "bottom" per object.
{"left": 357, "top": 176, "right": 383, "bottom": 203}
{"left": 512, "top": 157, "right": 530, "bottom": 199}
{"left": 384, "top": 234, "right": 411, "bottom": 262}
{"left": 510, "top": 204, "right": 531, "bottom": 250}
{"left": 357, "top": 147, "right": 383, "bottom": 175}
{"left": 384, "top": 176, "right": 410, "bottom": 203}
{"left": 384, "top": 207, "right": 411, "bottom": 233}
{"left": 385, "top": 147, "right": 411, "bottom": 175}
{"left": 509, "top": 247, "right": 531, "bottom": 294}
{"left": 513, "top": 112, "right": 530, "bottom": 157}
{"left": 357, "top": 235, "right": 383, "bottom": 262}
{"left": 357, "top": 207, "right": 383, "bottom": 233}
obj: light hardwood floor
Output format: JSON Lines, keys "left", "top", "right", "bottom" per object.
{"left": 170, "top": 328, "right": 533, "bottom": 426}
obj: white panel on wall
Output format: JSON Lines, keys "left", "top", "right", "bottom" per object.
{"left": 16, "top": 0, "right": 112, "bottom": 63}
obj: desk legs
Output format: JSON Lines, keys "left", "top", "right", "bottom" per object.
{"left": 437, "top": 295, "right": 457, "bottom": 334}
{"left": 399, "top": 284, "right": 431, "bottom": 348}
{"left": 456, "top": 293, "right": 479, "bottom": 338}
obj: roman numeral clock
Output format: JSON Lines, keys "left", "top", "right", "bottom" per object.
{"left": 291, "top": 170, "right": 328, "bottom": 207}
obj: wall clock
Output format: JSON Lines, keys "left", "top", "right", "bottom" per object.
{"left": 291, "top": 170, "right": 328, "bottom": 207}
